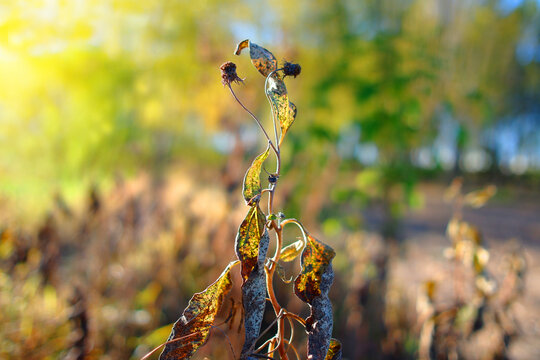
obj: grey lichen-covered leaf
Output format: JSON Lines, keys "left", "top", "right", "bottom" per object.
{"left": 240, "top": 229, "right": 270, "bottom": 359}
{"left": 306, "top": 264, "right": 334, "bottom": 360}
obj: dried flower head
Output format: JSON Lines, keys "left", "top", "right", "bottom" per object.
{"left": 282, "top": 61, "right": 301, "bottom": 78}
{"left": 220, "top": 61, "right": 243, "bottom": 86}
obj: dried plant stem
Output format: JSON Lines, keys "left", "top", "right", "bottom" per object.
{"left": 211, "top": 326, "right": 237, "bottom": 360}
{"left": 284, "top": 312, "right": 306, "bottom": 326}
{"left": 227, "top": 84, "right": 278, "bottom": 156}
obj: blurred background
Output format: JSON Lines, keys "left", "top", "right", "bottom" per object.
{"left": 0, "top": 0, "right": 539, "bottom": 359}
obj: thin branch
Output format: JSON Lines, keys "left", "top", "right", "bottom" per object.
{"left": 211, "top": 325, "right": 237, "bottom": 360}
{"left": 279, "top": 218, "right": 308, "bottom": 246}
{"left": 255, "top": 337, "right": 276, "bottom": 354}
{"left": 283, "top": 339, "right": 301, "bottom": 360}
{"left": 284, "top": 312, "right": 306, "bottom": 326}
{"left": 284, "top": 315, "right": 295, "bottom": 355}
{"left": 247, "top": 308, "right": 284, "bottom": 354}
{"left": 249, "top": 354, "right": 277, "bottom": 360}
{"left": 227, "top": 84, "right": 278, "bottom": 156}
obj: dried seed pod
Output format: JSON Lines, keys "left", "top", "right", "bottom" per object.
{"left": 220, "top": 61, "right": 243, "bottom": 86}
{"left": 283, "top": 61, "right": 301, "bottom": 78}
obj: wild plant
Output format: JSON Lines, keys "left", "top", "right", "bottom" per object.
{"left": 151, "top": 40, "right": 342, "bottom": 360}
{"left": 418, "top": 179, "right": 525, "bottom": 360}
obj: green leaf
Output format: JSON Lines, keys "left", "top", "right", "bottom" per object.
{"left": 243, "top": 145, "right": 270, "bottom": 204}
{"left": 325, "top": 339, "right": 342, "bottom": 360}
{"left": 235, "top": 205, "right": 267, "bottom": 282}
{"left": 159, "top": 262, "right": 235, "bottom": 360}
{"left": 279, "top": 239, "right": 304, "bottom": 263}
{"left": 294, "top": 235, "right": 336, "bottom": 304}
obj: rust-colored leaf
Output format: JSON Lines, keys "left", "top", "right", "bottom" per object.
{"left": 279, "top": 239, "right": 304, "bottom": 263}
{"left": 294, "top": 235, "right": 336, "bottom": 304}
{"left": 325, "top": 339, "right": 342, "bottom": 360}
{"left": 243, "top": 145, "right": 270, "bottom": 204}
{"left": 159, "top": 262, "right": 235, "bottom": 360}
{"left": 235, "top": 205, "right": 267, "bottom": 282}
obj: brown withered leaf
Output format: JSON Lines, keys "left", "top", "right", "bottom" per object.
{"left": 279, "top": 239, "right": 304, "bottom": 263}
{"left": 243, "top": 145, "right": 270, "bottom": 204}
{"left": 159, "top": 262, "right": 235, "bottom": 360}
{"left": 235, "top": 205, "right": 267, "bottom": 282}
{"left": 325, "top": 339, "right": 342, "bottom": 360}
{"left": 294, "top": 235, "right": 336, "bottom": 304}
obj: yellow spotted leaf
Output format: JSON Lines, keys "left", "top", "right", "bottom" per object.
{"left": 235, "top": 205, "right": 267, "bottom": 282}
{"left": 159, "top": 262, "right": 235, "bottom": 360}
{"left": 279, "top": 239, "right": 304, "bottom": 262}
{"left": 325, "top": 338, "right": 343, "bottom": 360}
{"left": 243, "top": 145, "right": 270, "bottom": 204}
{"left": 294, "top": 235, "right": 336, "bottom": 304}
{"left": 248, "top": 41, "right": 278, "bottom": 77}
{"left": 267, "top": 76, "right": 297, "bottom": 143}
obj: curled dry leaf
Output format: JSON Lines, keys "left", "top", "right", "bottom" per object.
{"left": 243, "top": 145, "right": 270, "bottom": 204}
{"left": 235, "top": 205, "right": 267, "bottom": 283}
{"left": 444, "top": 177, "right": 463, "bottom": 202}
{"left": 235, "top": 39, "right": 250, "bottom": 56}
{"left": 240, "top": 230, "right": 270, "bottom": 359}
{"left": 463, "top": 185, "right": 497, "bottom": 208}
{"left": 159, "top": 262, "right": 236, "bottom": 360}
{"left": 294, "top": 235, "right": 336, "bottom": 304}
{"left": 279, "top": 239, "right": 304, "bottom": 263}
{"left": 324, "top": 338, "right": 342, "bottom": 360}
